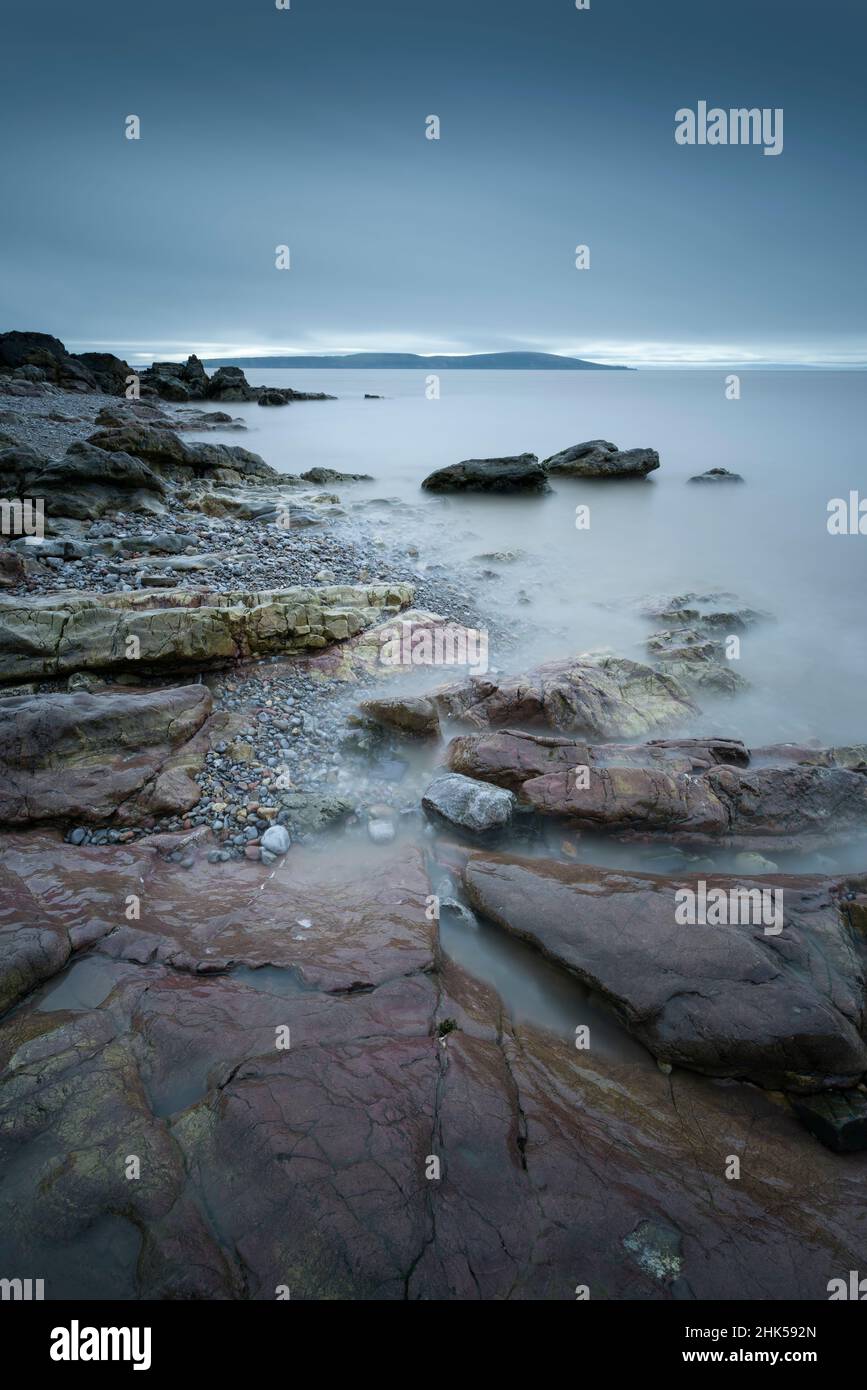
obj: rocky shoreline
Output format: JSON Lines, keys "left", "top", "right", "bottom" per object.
{"left": 1, "top": 334, "right": 867, "bottom": 1300}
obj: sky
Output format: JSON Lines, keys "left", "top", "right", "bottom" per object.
{"left": 1, "top": 0, "right": 865, "bottom": 367}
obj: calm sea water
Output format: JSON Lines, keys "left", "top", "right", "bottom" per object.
{"left": 198, "top": 367, "right": 867, "bottom": 748}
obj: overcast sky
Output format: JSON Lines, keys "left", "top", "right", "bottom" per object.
{"left": 1, "top": 0, "right": 865, "bottom": 366}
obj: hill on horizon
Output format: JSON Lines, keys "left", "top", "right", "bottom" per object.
{"left": 198, "top": 350, "right": 631, "bottom": 371}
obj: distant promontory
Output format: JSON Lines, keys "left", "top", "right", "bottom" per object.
{"left": 200, "top": 351, "right": 632, "bottom": 371}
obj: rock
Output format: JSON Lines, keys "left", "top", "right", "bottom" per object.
{"left": 542, "top": 441, "right": 660, "bottom": 478}
{"left": 422, "top": 773, "right": 515, "bottom": 834}
{"left": 300, "top": 467, "right": 374, "bottom": 483}
{"left": 0, "top": 685, "right": 212, "bottom": 826}
{"left": 359, "top": 695, "right": 441, "bottom": 738}
{"left": 446, "top": 729, "right": 867, "bottom": 850}
{"left": 689, "top": 468, "right": 744, "bottom": 483}
{"left": 790, "top": 1091, "right": 867, "bottom": 1153}
{"left": 0, "top": 545, "right": 25, "bottom": 588}
{"left": 462, "top": 852, "right": 867, "bottom": 1089}
{"left": 0, "top": 581, "right": 414, "bottom": 683}
{"left": 260, "top": 825, "right": 291, "bottom": 856}
{"left": 29, "top": 441, "right": 168, "bottom": 519}
{"left": 734, "top": 851, "right": 779, "bottom": 873}
{"left": 86, "top": 424, "right": 278, "bottom": 486}
{"left": 447, "top": 730, "right": 749, "bottom": 790}
{"left": 0, "top": 331, "right": 132, "bottom": 395}
{"left": 646, "top": 629, "right": 746, "bottom": 695}
{"left": 421, "top": 453, "right": 550, "bottom": 493}
{"left": 431, "top": 655, "right": 697, "bottom": 739}
{"left": 1, "top": 833, "right": 866, "bottom": 1297}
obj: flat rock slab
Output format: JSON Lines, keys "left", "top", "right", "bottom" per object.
{"left": 0, "top": 685, "right": 213, "bottom": 828}
{"left": 462, "top": 852, "right": 867, "bottom": 1090}
{"left": 0, "top": 582, "right": 413, "bottom": 682}
{"left": 0, "top": 834, "right": 435, "bottom": 1006}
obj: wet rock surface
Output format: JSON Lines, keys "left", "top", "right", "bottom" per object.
{"left": 446, "top": 729, "right": 867, "bottom": 849}
{"left": 2, "top": 836, "right": 867, "bottom": 1298}
{"left": 2, "top": 378, "right": 867, "bottom": 1299}
{"left": 462, "top": 852, "right": 867, "bottom": 1089}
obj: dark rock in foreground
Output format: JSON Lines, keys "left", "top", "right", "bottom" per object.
{"left": 421, "top": 453, "right": 550, "bottom": 493}
{"left": 462, "top": 852, "right": 867, "bottom": 1090}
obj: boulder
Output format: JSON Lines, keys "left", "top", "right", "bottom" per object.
{"left": 359, "top": 695, "right": 441, "bottom": 738}
{"left": 431, "top": 655, "right": 697, "bottom": 739}
{"left": 85, "top": 425, "right": 277, "bottom": 484}
{"left": 0, "top": 685, "right": 212, "bottom": 827}
{"left": 462, "top": 852, "right": 867, "bottom": 1089}
{"left": 422, "top": 773, "right": 516, "bottom": 834}
{"left": 421, "top": 453, "right": 549, "bottom": 493}
{"left": 542, "top": 441, "right": 660, "bottom": 478}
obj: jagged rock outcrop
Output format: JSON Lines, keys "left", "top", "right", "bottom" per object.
{"left": 462, "top": 852, "right": 867, "bottom": 1090}
{"left": 138, "top": 356, "right": 335, "bottom": 406}
{"left": 0, "top": 582, "right": 414, "bottom": 682}
{"left": 0, "top": 331, "right": 131, "bottom": 395}
{"left": 0, "top": 685, "right": 213, "bottom": 827}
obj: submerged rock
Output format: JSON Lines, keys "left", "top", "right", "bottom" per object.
{"left": 421, "top": 453, "right": 549, "bottom": 493}
{"left": 689, "top": 467, "right": 744, "bottom": 483}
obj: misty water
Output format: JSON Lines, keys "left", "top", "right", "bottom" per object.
{"left": 188, "top": 368, "right": 867, "bottom": 1042}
